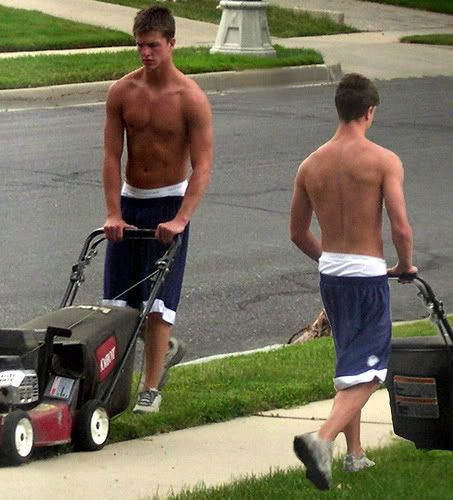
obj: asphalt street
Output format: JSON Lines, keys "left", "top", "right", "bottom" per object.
{"left": 1, "top": 77, "right": 452, "bottom": 361}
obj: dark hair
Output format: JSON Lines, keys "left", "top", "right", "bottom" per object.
{"left": 335, "top": 73, "right": 380, "bottom": 123}
{"left": 133, "top": 6, "right": 175, "bottom": 40}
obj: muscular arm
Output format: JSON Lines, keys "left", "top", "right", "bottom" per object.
{"left": 383, "top": 154, "right": 417, "bottom": 274}
{"left": 102, "top": 83, "right": 130, "bottom": 241}
{"left": 289, "top": 162, "right": 323, "bottom": 262}
{"left": 156, "top": 87, "right": 213, "bottom": 243}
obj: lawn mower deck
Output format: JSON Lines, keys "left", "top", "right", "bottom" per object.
{"left": 0, "top": 228, "right": 181, "bottom": 464}
{"left": 386, "top": 275, "right": 453, "bottom": 451}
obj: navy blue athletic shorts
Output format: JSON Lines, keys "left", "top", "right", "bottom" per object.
{"left": 320, "top": 273, "right": 391, "bottom": 390}
{"left": 103, "top": 196, "right": 189, "bottom": 324}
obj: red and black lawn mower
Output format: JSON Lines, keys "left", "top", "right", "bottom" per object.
{"left": 387, "top": 274, "right": 453, "bottom": 451}
{"left": 0, "top": 228, "right": 182, "bottom": 465}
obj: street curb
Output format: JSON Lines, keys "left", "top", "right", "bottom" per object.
{"left": 178, "top": 343, "right": 285, "bottom": 366}
{"left": 172, "top": 316, "right": 438, "bottom": 367}
{"left": 193, "top": 63, "right": 342, "bottom": 92}
{"left": 0, "top": 63, "right": 342, "bottom": 110}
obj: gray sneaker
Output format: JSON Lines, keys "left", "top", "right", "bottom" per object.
{"left": 133, "top": 389, "right": 162, "bottom": 413}
{"left": 293, "top": 432, "right": 333, "bottom": 490}
{"left": 343, "top": 453, "right": 375, "bottom": 472}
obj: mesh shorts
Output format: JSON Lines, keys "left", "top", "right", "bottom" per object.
{"left": 103, "top": 196, "right": 189, "bottom": 324}
{"left": 320, "top": 273, "right": 391, "bottom": 390}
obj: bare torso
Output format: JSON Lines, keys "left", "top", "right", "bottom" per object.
{"left": 120, "top": 68, "right": 193, "bottom": 189}
{"left": 303, "top": 136, "right": 387, "bottom": 258}
{"left": 102, "top": 33, "right": 213, "bottom": 244}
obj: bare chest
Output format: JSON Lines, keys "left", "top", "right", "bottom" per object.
{"left": 123, "top": 89, "right": 186, "bottom": 138}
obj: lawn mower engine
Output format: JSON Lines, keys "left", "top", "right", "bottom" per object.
{"left": 0, "top": 328, "right": 42, "bottom": 412}
{"left": 386, "top": 276, "right": 453, "bottom": 451}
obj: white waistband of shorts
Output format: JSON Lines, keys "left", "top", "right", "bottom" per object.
{"left": 121, "top": 180, "right": 188, "bottom": 199}
{"left": 319, "top": 252, "right": 387, "bottom": 277}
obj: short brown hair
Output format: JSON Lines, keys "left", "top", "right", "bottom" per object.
{"left": 335, "top": 73, "right": 380, "bottom": 123}
{"left": 133, "top": 6, "right": 175, "bottom": 40}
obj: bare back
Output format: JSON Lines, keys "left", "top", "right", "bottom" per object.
{"left": 302, "top": 136, "right": 389, "bottom": 257}
{"left": 290, "top": 75, "right": 415, "bottom": 278}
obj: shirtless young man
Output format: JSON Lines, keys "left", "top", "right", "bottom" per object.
{"left": 289, "top": 73, "right": 417, "bottom": 490}
{"left": 102, "top": 6, "right": 213, "bottom": 413}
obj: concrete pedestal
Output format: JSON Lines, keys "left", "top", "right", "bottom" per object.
{"left": 210, "top": 1, "right": 276, "bottom": 57}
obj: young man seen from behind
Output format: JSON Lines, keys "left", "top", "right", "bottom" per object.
{"left": 102, "top": 7, "right": 213, "bottom": 413}
{"left": 289, "top": 73, "right": 417, "bottom": 490}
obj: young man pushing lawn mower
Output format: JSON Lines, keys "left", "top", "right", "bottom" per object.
{"left": 290, "top": 73, "right": 417, "bottom": 490}
{"left": 102, "top": 6, "right": 213, "bottom": 413}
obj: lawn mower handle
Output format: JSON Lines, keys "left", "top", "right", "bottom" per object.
{"left": 388, "top": 272, "right": 436, "bottom": 304}
{"left": 387, "top": 271, "right": 418, "bottom": 282}
{"left": 123, "top": 228, "right": 156, "bottom": 239}
{"left": 60, "top": 227, "right": 173, "bottom": 308}
{"left": 389, "top": 272, "right": 453, "bottom": 345}
{"left": 387, "top": 272, "right": 436, "bottom": 303}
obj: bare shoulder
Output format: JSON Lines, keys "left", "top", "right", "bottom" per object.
{"left": 367, "top": 140, "right": 403, "bottom": 174}
{"left": 298, "top": 142, "right": 329, "bottom": 173}
{"left": 179, "top": 74, "right": 211, "bottom": 114}
{"left": 295, "top": 148, "right": 320, "bottom": 185}
{"left": 106, "top": 68, "right": 142, "bottom": 103}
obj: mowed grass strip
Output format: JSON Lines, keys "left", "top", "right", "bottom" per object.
{"left": 99, "top": 0, "right": 359, "bottom": 37}
{"left": 362, "top": 0, "right": 453, "bottom": 14}
{"left": 109, "top": 317, "right": 442, "bottom": 443}
{"left": 0, "top": 5, "right": 134, "bottom": 52}
{"left": 400, "top": 33, "right": 453, "bottom": 45}
{"left": 0, "top": 46, "right": 323, "bottom": 90}
{"left": 162, "top": 441, "right": 453, "bottom": 500}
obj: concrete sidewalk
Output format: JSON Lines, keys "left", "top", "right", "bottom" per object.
{"left": 272, "top": 0, "right": 453, "bottom": 32}
{"left": 273, "top": 0, "right": 453, "bottom": 79}
{"left": 3, "top": 0, "right": 452, "bottom": 41}
{"left": 0, "top": 0, "right": 453, "bottom": 110}
{"left": 0, "top": 389, "right": 396, "bottom": 499}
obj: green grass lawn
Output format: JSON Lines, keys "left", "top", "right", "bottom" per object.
{"left": 0, "top": 5, "right": 134, "bottom": 52}
{"left": 0, "top": 45, "right": 323, "bottom": 90}
{"left": 0, "top": 4, "right": 330, "bottom": 90}
{"left": 162, "top": 441, "right": 453, "bottom": 500}
{"left": 2, "top": 0, "right": 452, "bottom": 92}
{"left": 109, "top": 317, "right": 442, "bottom": 443}
{"left": 100, "top": 0, "right": 359, "bottom": 38}
{"left": 362, "top": 0, "right": 453, "bottom": 14}
{"left": 401, "top": 33, "right": 453, "bottom": 45}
